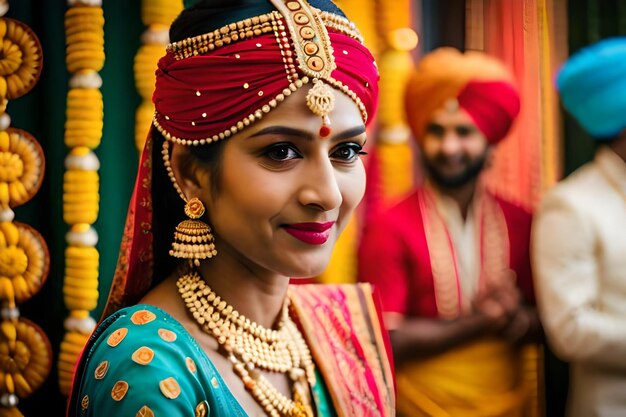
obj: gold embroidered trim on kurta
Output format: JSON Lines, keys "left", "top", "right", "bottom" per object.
{"left": 420, "top": 187, "right": 509, "bottom": 318}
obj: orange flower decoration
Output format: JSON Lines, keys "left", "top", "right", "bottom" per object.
{"left": 130, "top": 309, "right": 156, "bottom": 325}
{"left": 0, "top": 129, "right": 45, "bottom": 210}
{"left": 106, "top": 327, "right": 128, "bottom": 347}
{"left": 0, "top": 18, "right": 43, "bottom": 100}
{"left": 111, "top": 380, "right": 129, "bottom": 401}
{"left": 158, "top": 328, "right": 177, "bottom": 342}
{"left": 0, "top": 222, "right": 49, "bottom": 305}
{"left": 159, "top": 377, "right": 181, "bottom": 399}
{"left": 131, "top": 346, "right": 155, "bottom": 365}
{"left": 0, "top": 318, "right": 52, "bottom": 398}
{"left": 137, "top": 405, "right": 155, "bottom": 417}
{"left": 94, "top": 361, "right": 108, "bottom": 380}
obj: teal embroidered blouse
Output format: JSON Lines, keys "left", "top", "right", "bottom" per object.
{"left": 73, "top": 304, "right": 336, "bottom": 417}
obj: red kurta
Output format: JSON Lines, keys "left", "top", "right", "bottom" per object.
{"left": 358, "top": 188, "right": 534, "bottom": 319}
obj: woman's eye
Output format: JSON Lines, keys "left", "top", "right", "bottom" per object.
{"left": 331, "top": 143, "right": 365, "bottom": 162}
{"left": 263, "top": 143, "right": 301, "bottom": 161}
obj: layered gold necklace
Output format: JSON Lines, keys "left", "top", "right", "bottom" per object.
{"left": 177, "top": 270, "right": 316, "bottom": 417}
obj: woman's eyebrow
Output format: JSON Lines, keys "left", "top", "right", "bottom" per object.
{"left": 250, "top": 126, "right": 312, "bottom": 140}
{"left": 249, "top": 125, "right": 366, "bottom": 141}
{"left": 332, "top": 125, "right": 366, "bottom": 141}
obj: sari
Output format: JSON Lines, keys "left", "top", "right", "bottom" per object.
{"left": 70, "top": 284, "right": 394, "bottom": 417}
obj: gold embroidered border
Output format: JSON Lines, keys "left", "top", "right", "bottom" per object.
{"left": 478, "top": 192, "right": 509, "bottom": 289}
{"left": 288, "top": 284, "right": 392, "bottom": 417}
{"left": 168, "top": 12, "right": 280, "bottom": 60}
{"left": 168, "top": 9, "right": 363, "bottom": 61}
{"left": 271, "top": 0, "right": 336, "bottom": 80}
{"left": 316, "top": 9, "right": 364, "bottom": 43}
{"left": 420, "top": 187, "right": 510, "bottom": 319}
{"left": 419, "top": 188, "right": 461, "bottom": 319}
{"left": 153, "top": 77, "right": 311, "bottom": 146}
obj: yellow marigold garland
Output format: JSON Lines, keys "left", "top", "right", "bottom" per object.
{"left": 58, "top": 0, "right": 104, "bottom": 397}
{"left": 375, "top": 0, "right": 418, "bottom": 204}
{"left": 0, "top": 129, "right": 44, "bottom": 209}
{"left": 134, "top": 0, "right": 182, "bottom": 151}
{"left": 331, "top": 0, "right": 379, "bottom": 56}
{"left": 142, "top": 0, "right": 182, "bottom": 27}
{"left": 0, "top": 318, "right": 52, "bottom": 399}
{"left": 65, "top": 88, "right": 103, "bottom": 148}
{"left": 0, "top": 10, "right": 51, "bottom": 414}
{"left": 0, "top": 222, "right": 49, "bottom": 305}
{"left": 0, "top": 19, "right": 42, "bottom": 100}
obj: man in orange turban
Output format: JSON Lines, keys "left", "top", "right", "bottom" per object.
{"left": 359, "top": 47, "right": 541, "bottom": 416}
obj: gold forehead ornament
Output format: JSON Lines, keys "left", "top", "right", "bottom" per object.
{"left": 271, "top": 0, "right": 337, "bottom": 137}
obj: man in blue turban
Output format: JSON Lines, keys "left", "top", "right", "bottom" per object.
{"left": 532, "top": 37, "right": 626, "bottom": 417}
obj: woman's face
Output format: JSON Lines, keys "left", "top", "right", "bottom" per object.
{"left": 180, "top": 87, "right": 366, "bottom": 278}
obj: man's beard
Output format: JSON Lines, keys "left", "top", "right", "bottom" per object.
{"left": 422, "top": 153, "right": 487, "bottom": 188}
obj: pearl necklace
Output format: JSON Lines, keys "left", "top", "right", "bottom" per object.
{"left": 177, "top": 270, "right": 316, "bottom": 417}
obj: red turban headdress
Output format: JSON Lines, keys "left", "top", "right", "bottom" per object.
{"left": 153, "top": 4, "right": 379, "bottom": 144}
{"left": 405, "top": 47, "right": 520, "bottom": 145}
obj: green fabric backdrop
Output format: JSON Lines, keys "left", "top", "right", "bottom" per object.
{"left": 6, "top": 1, "right": 141, "bottom": 414}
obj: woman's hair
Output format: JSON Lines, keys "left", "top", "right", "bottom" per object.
{"left": 169, "top": 0, "right": 345, "bottom": 42}
{"left": 151, "top": 1, "right": 247, "bottom": 284}
{"left": 170, "top": 0, "right": 274, "bottom": 42}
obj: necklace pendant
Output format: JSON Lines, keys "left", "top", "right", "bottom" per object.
{"left": 177, "top": 270, "right": 317, "bottom": 417}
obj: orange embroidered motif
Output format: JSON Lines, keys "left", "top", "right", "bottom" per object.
{"left": 136, "top": 405, "right": 155, "bottom": 417}
{"left": 159, "top": 377, "right": 181, "bottom": 399}
{"left": 131, "top": 346, "right": 155, "bottom": 365}
{"left": 195, "top": 401, "right": 209, "bottom": 417}
{"left": 81, "top": 395, "right": 89, "bottom": 410}
{"left": 158, "top": 328, "right": 177, "bottom": 342}
{"left": 111, "top": 380, "right": 129, "bottom": 401}
{"left": 107, "top": 328, "right": 128, "bottom": 347}
{"left": 186, "top": 357, "right": 197, "bottom": 374}
{"left": 94, "top": 360, "right": 109, "bottom": 379}
{"left": 130, "top": 310, "right": 157, "bottom": 325}
{"left": 210, "top": 377, "right": 219, "bottom": 388}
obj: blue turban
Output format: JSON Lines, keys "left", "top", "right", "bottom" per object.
{"left": 556, "top": 36, "right": 626, "bottom": 139}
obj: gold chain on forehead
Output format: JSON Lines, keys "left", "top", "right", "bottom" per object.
{"left": 270, "top": 0, "right": 337, "bottom": 137}
{"left": 270, "top": 0, "right": 336, "bottom": 79}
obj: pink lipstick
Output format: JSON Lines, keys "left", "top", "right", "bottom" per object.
{"left": 283, "top": 221, "right": 335, "bottom": 245}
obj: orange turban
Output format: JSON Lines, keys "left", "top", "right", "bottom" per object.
{"left": 405, "top": 47, "right": 520, "bottom": 144}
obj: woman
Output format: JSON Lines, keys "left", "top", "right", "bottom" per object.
{"left": 68, "top": 0, "right": 393, "bottom": 416}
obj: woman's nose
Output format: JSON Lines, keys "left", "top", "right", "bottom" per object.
{"left": 297, "top": 157, "right": 342, "bottom": 211}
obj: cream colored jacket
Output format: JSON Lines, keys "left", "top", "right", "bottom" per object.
{"left": 533, "top": 146, "right": 626, "bottom": 417}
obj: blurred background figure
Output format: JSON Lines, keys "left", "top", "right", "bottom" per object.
{"left": 532, "top": 36, "right": 626, "bottom": 417}
{"left": 359, "top": 47, "right": 542, "bottom": 417}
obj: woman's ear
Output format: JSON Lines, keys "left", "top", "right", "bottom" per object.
{"left": 169, "top": 143, "right": 211, "bottom": 200}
